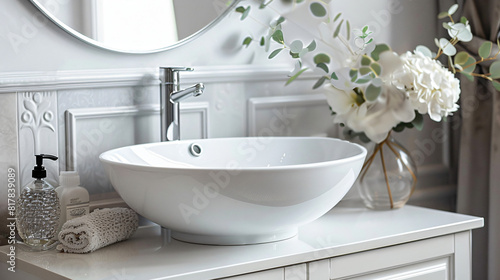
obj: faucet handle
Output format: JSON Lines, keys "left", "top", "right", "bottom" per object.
{"left": 161, "top": 67, "right": 194, "bottom": 72}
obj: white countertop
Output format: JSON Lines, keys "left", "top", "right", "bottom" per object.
{"left": 0, "top": 205, "right": 483, "bottom": 280}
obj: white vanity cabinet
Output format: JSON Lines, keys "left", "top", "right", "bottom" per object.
{"left": 0, "top": 206, "right": 482, "bottom": 280}
{"left": 223, "top": 232, "right": 470, "bottom": 280}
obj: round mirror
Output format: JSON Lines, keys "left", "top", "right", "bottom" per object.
{"left": 30, "top": 0, "right": 241, "bottom": 53}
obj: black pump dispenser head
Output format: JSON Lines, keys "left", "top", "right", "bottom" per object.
{"left": 32, "top": 154, "right": 58, "bottom": 179}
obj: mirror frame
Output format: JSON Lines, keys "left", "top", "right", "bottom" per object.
{"left": 29, "top": 0, "right": 242, "bottom": 54}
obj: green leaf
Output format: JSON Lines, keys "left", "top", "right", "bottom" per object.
{"left": 492, "top": 80, "right": 500, "bottom": 91}
{"left": 362, "top": 26, "right": 368, "bottom": 33}
{"left": 442, "top": 22, "right": 452, "bottom": 29}
{"left": 268, "top": 48, "right": 283, "bottom": 59}
{"left": 333, "top": 13, "right": 342, "bottom": 22}
{"left": 454, "top": 51, "right": 469, "bottom": 65}
{"left": 460, "top": 16, "right": 468, "bottom": 24}
{"left": 260, "top": 37, "right": 265, "bottom": 46}
{"left": 333, "top": 19, "right": 344, "bottom": 38}
{"left": 490, "top": 61, "right": 500, "bottom": 79}
{"left": 359, "top": 67, "right": 372, "bottom": 76}
{"left": 316, "top": 62, "right": 329, "bottom": 73}
{"left": 448, "top": 4, "right": 459, "bottom": 15}
{"left": 461, "top": 56, "right": 476, "bottom": 73}
{"left": 235, "top": 6, "right": 251, "bottom": 20}
{"left": 365, "top": 84, "right": 382, "bottom": 101}
{"left": 310, "top": 2, "right": 327, "bottom": 17}
{"left": 272, "top": 30, "right": 284, "bottom": 43}
{"left": 307, "top": 40, "right": 317, "bottom": 52}
{"left": 346, "top": 20, "right": 351, "bottom": 41}
{"left": 411, "top": 112, "right": 424, "bottom": 131}
{"left": 313, "top": 53, "right": 331, "bottom": 64}
{"left": 371, "top": 63, "right": 381, "bottom": 76}
{"left": 371, "top": 44, "right": 391, "bottom": 61}
{"left": 242, "top": 37, "right": 252, "bottom": 47}
{"left": 290, "top": 40, "right": 303, "bottom": 53}
{"left": 313, "top": 76, "right": 327, "bottom": 89}
{"left": 479, "top": 41, "right": 493, "bottom": 59}
{"left": 286, "top": 68, "right": 308, "bottom": 85}
{"left": 437, "top": 11, "right": 449, "bottom": 19}
{"left": 361, "top": 55, "right": 372, "bottom": 66}
{"left": 276, "top": 16, "right": 286, "bottom": 25}
{"left": 331, "top": 72, "right": 338, "bottom": 80}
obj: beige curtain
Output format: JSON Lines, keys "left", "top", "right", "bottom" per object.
{"left": 453, "top": 1, "right": 500, "bottom": 279}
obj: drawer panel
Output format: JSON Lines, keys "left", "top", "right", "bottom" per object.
{"left": 330, "top": 235, "right": 454, "bottom": 279}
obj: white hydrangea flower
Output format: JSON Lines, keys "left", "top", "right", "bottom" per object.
{"left": 397, "top": 51, "right": 461, "bottom": 122}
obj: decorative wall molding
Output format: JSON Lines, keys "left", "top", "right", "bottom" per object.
{"left": 248, "top": 94, "right": 337, "bottom": 137}
{"left": 17, "top": 91, "right": 59, "bottom": 187}
{"left": 0, "top": 65, "right": 316, "bottom": 93}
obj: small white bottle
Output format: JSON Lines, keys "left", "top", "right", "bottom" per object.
{"left": 56, "top": 171, "right": 89, "bottom": 231}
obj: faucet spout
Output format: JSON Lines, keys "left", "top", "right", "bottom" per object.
{"left": 171, "top": 83, "right": 205, "bottom": 102}
{"left": 160, "top": 67, "right": 204, "bottom": 142}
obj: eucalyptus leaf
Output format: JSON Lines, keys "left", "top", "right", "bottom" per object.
{"left": 460, "top": 16, "right": 468, "bottom": 24}
{"left": 371, "top": 77, "right": 383, "bottom": 87}
{"left": 371, "top": 63, "right": 382, "bottom": 76}
{"left": 371, "top": 44, "right": 391, "bottom": 61}
{"left": 260, "top": 37, "right": 265, "bottom": 46}
{"left": 331, "top": 72, "right": 338, "bottom": 80}
{"left": 361, "top": 55, "right": 372, "bottom": 66}
{"left": 439, "top": 38, "right": 456, "bottom": 56}
{"left": 313, "top": 76, "right": 327, "bottom": 89}
{"left": 307, "top": 40, "right": 317, "bottom": 52}
{"left": 454, "top": 51, "right": 469, "bottom": 65}
{"left": 437, "top": 11, "right": 449, "bottom": 19}
{"left": 314, "top": 53, "right": 331, "bottom": 64}
{"left": 462, "top": 56, "right": 476, "bottom": 73}
{"left": 415, "top": 45, "right": 433, "bottom": 58}
{"left": 310, "top": 2, "right": 327, "bottom": 17}
{"left": 365, "top": 84, "right": 382, "bottom": 101}
{"left": 286, "top": 68, "right": 308, "bottom": 85}
{"left": 479, "top": 41, "right": 493, "bottom": 59}
{"left": 277, "top": 16, "right": 286, "bottom": 25}
{"left": 448, "top": 4, "right": 459, "bottom": 15}
{"left": 442, "top": 22, "right": 452, "bottom": 30}
{"left": 333, "top": 13, "right": 342, "bottom": 22}
{"left": 290, "top": 40, "right": 304, "bottom": 53}
{"left": 490, "top": 61, "right": 500, "bottom": 79}
{"left": 359, "top": 67, "right": 372, "bottom": 76}
{"left": 268, "top": 48, "right": 283, "bottom": 59}
{"left": 317, "top": 62, "right": 329, "bottom": 73}
{"left": 242, "top": 37, "right": 252, "bottom": 47}
{"left": 272, "top": 30, "right": 284, "bottom": 44}
{"left": 240, "top": 6, "right": 250, "bottom": 20}
{"left": 333, "top": 19, "right": 344, "bottom": 38}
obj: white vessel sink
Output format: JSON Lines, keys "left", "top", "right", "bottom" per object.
{"left": 99, "top": 137, "right": 366, "bottom": 245}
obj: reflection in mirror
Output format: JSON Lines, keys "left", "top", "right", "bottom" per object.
{"left": 30, "top": 0, "right": 239, "bottom": 53}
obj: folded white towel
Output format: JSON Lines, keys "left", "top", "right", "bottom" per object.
{"left": 57, "top": 207, "right": 138, "bottom": 254}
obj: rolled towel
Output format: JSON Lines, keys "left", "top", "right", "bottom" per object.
{"left": 57, "top": 207, "right": 138, "bottom": 254}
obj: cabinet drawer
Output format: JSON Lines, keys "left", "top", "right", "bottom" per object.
{"left": 330, "top": 235, "right": 454, "bottom": 279}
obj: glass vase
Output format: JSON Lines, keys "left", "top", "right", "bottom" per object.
{"left": 358, "top": 134, "right": 417, "bottom": 210}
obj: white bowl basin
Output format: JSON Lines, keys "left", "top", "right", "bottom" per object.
{"left": 99, "top": 137, "right": 366, "bottom": 245}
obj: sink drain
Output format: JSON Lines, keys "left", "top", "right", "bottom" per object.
{"left": 189, "top": 143, "right": 202, "bottom": 157}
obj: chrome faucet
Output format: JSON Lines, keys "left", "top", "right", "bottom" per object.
{"left": 160, "top": 67, "right": 204, "bottom": 141}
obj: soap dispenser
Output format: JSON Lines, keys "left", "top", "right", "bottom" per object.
{"left": 16, "top": 154, "right": 60, "bottom": 250}
{"left": 55, "top": 171, "right": 89, "bottom": 231}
